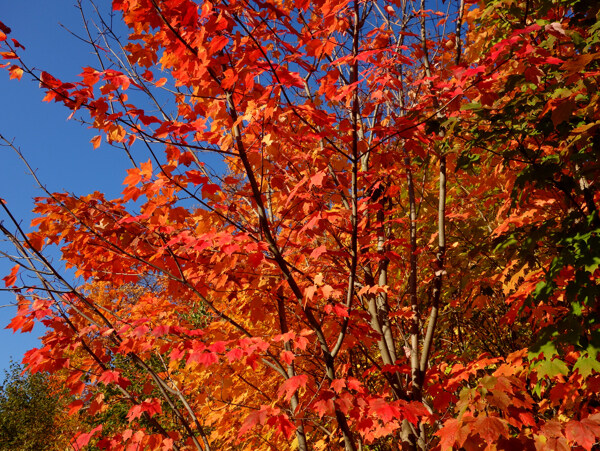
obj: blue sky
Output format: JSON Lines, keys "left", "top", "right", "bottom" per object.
{"left": 0, "top": 2, "right": 133, "bottom": 374}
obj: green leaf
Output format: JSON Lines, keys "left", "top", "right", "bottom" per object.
{"left": 529, "top": 328, "right": 560, "bottom": 358}
{"left": 584, "top": 255, "right": 600, "bottom": 273}
{"left": 456, "top": 152, "right": 480, "bottom": 171}
{"left": 536, "top": 358, "right": 569, "bottom": 378}
{"left": 461, "top": 102, "right": 482, "bottom": 111}
{"left": 573, "top": 355, "right": 600, "bottom": 378}
{"left": 533, "top": 281, "right": 552, "bottom": 301}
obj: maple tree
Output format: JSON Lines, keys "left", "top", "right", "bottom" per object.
{"left": 1, "top": 0, "right": 600, "bottom": 449}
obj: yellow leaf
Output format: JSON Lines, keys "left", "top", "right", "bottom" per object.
{"left": 262, "top": 133, "right": 274, "bottom": 146}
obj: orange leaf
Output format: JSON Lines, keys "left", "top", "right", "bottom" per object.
{"left": 3, "top": 265, "right": 19, "bottom": 287}
{"left": 280, "top": 350, "right": 295, "bottom": 365}
{"left": 331, "top": 378, "right": 346, "bottom": 393}
{"left": 8, "top": 65, "right": 23, "bottom": 80}
{"left": 107, "top": 124, "right": 126, "bottom": 142}
{"left": 474, "top": 416, "right": 507, "bottom": 443}
{"left": 74, "top": 425, "right": 102, "bottom": 449}
{"left": 565, "top": 418, "right": 600, "bottom": 450}
{"left": 277, "top": 374, "right": 308, "bottom": 401}
{"left": 91, "top": 135, "right": 102, "bottom": 149}
{"left": 0, "top": 51, "right": 18, "bottom": 60}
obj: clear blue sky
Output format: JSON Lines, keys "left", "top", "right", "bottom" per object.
{"left": 0, "top": 2, "right": 134, "bottom": 373}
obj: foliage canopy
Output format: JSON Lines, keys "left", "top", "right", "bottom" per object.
{"left": 1, "top": 0, "right": 600, "bottom": 449}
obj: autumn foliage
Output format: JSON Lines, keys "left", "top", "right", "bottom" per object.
{"left": 1, "top": 0, "right": 600, "bottom": 449}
